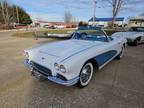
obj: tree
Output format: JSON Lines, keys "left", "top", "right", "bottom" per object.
{"left": 0, "top": 0, "right": 8, "bottom": 25}
{"left": 64, "top": 11, "right": 73, "bottom": 23}
{"left": 0, "top": 0, "right": 15, "bottom": 26}
{"left": 78, "top": 21, "right": 88, "bottom": 26}
{"left": 14, "top": 6, "right": 32, "bottom": 24}
{"left": 103, "top": 0, "right": 124, "bottom": 27}
{"left": 0, "top": 0, "right": 32, "bottom": 27}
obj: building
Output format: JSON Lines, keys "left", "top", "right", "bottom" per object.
{"left": 32, "top": 20, "right": 77, "bottom": 28}
{"left": 127, "top": 16, "right": 144, "bottom": 27}
{"left": 88, "top": 17, "right": 124, "bottom": 27}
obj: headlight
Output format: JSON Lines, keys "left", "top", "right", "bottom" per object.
{"left": 60, "top": 65, "right": 66, "bottom": 73}
{"left": 54, "top": 63, "right": 66, "bottom": 73}
{"left": 54, "top": 63, "right": 60, "bottom": 71}
{"left": 24, "top": 52, "right": 29, "bottom": 59}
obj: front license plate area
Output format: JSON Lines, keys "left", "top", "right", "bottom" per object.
{"left": 31, "top": 69, "right": 47, "bottom": 81}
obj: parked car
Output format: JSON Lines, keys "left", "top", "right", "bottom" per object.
{"left": 43, "top": 25, "right": 55, "bottom": 29}
{"left": 24, "top": 26, "right": 127, "bottom": 87}
{"left": 112, "top": 27, "right": 144, "bottom": 46}
{"left": 54, "top": 25, "right": 66, "bottom": 29}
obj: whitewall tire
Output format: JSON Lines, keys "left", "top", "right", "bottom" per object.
{"left": 116, "top": 47, "right": 124, "bottom": 59}
{"left": 77, "top": 62, "right": 94, "bottom": 88}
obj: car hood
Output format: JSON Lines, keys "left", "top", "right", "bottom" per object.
{"left": 38, "top": 39, "right": 102, "bottom": 59}
{"left": 29, "top": 39, "right": 103, "bottom": 71}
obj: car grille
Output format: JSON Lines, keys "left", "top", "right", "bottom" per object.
{"left": 31, "top": 61, "right": 52, "bottom": 77}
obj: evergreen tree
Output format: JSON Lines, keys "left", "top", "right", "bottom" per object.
{"left": 17, "top": 7, "right": 32, "bottom": 25}
{"left": 0, "top": 0, "right": 32, "bottom": 26}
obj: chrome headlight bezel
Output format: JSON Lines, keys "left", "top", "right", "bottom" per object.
{"left": 24, "top": 52, "right": 29, "bottom": 59}
{"left": 54, "top": 63, "right": 66, "bottom": 73}
{"left": 60, "top": 65, "right": 66, "bottom": 73}
{"left": 54, "top": 63, "right": 60, "bottom": 71}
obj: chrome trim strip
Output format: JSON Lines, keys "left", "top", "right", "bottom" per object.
{"left": 48, "top": 76, "right": 79, "bottom": 86}
{"left": 40, "top": 51, "right": 60, "bottom": 58}
{"left": 99, "top": 53, "right": 118, "bottom": 70}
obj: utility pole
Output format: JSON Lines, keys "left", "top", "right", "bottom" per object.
{"left": 16, "top": 6, "right": 19, "bottom": 24}
{"left": 93, "top": 0, "right": 97, "bottom": 25}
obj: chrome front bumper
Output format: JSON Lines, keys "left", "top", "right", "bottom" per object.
{"left": 23, "top": 59, "right": 32, "bottom": 69}
{"left": 48, "top": 76, "right": 79, "bottom": 86}
{"left": 23, "top": 60, "right": 79, "bottom": 86}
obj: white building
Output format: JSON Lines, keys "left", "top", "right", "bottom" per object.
{"left": 128, "top": 16, "right": 144, "bottom": 27}
{"left": 88, "top": 17, "right": 124, "bottom": 27}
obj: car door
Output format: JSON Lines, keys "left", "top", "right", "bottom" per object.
{"left": 98, "top": 36, "right": 121, "bottom": 67}
{"left": 142, "top": 31, "right": 144, "bottom": 41}
{"left": 105, "top": 36, "right": 121, "bottom": 57}
{"left": 138, "top": 27, "right": 144, "bottom": 41}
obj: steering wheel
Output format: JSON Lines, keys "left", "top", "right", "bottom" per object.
{"left": 73, "top": 32, "right": 81, "bottom": 39}
{"left": 80, "top": 32, "right": 88, "bottom": 39}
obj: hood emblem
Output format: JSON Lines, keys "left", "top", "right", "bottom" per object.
{"left": 41, "top": 57, "right": 45, "bottom": 60}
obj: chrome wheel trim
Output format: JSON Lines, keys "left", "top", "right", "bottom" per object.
{"left": 80, "top": 63, "right": 93, "bottom": 86}
{"left": 119, "top": 47, "right": 124, "bottom": 58}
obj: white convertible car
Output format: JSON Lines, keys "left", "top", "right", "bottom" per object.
{"left": 24, "top": 26, "right": 127, "bottom": 87}
{"left": 112, "top": 27, "right": 144, "bottom": 46}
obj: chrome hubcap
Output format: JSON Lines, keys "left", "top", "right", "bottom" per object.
{"left": 120, "top": 47, "right": 124, "bottom": 58}
{"left": 80, "top": 63, "right": 93, "bottom": 86}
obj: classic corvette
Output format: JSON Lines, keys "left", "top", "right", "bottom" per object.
{"left": 24, "top": 26, "right": 127, "bottom": 87}
{"left": 112, "top": 27, "right": 144, "bottom": 46}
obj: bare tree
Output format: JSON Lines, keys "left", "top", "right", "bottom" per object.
{"left": 5, "top": 1, "right": 10, "bottom": 26}
{"left": 64, "top": 11, "right": 73, "bottom": 23}
{"left": 0, "top": 1, "right": 7, "bottom": 24}
{"left": 0, "top": 0, "right": 11, "bottom": 26}
{"left": 0, "top": 0, "right": 32, "bottom": 29}
{"left": 104, "top": 0, "right": 124, "bottom": 27}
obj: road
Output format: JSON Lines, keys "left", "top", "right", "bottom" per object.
{"left": 0, "top": 32, "right": 144, "bottom": 108}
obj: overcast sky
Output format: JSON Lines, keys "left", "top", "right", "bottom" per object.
{"left": 10, "top": 0, "right": 144, "bottom": 22}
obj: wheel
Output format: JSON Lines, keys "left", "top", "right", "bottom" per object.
{"left": 116, "top": 47, "right": 124, "bottom": 60}
{"left": 134, "top": 37, "right": 141, "bottom": 46}
{"left": 134, "top": 39, "right": 138, "bottom": 46}
{"left": 77, "top": 62, "right": 94, "bottom": 88}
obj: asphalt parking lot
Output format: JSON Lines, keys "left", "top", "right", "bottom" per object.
{"left": 0, "top": 32, "right": 144, "bottom": 108}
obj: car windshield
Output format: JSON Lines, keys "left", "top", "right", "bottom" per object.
{"left": 72, "top": 26, "right": 107, "bottom": 42}
{"left": 128, "top": 27, "right": 144, "bottom": 32}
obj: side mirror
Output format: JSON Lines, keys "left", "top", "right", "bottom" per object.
{"left": 106, "top": 36, "right": 112, "bottom": 42}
